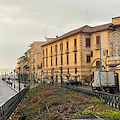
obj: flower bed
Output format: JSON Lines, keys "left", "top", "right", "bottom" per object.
{"left": 11, "top": 84, "right": 120, "bottom": 120}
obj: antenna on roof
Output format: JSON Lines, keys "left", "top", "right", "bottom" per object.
{"left": 86, "top": 10, "right": 89, "bottom": 25}
{"left": 44, "top": 30, "right": 47, "bottom": 38}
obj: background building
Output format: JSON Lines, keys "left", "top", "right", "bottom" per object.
{"left": 29, "top": 41, "right": 45, "bottom": 82}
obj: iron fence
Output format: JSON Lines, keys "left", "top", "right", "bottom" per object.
{"left": 62, "top": 85, "right": 120, "bottom": 110}
{"left": 0, "top": 85, "right": 29, "bottom": 120}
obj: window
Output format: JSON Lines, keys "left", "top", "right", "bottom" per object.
{"left": 74, "top": 53, "right": 77, "bottom": 63}
{"left": 51, "top": 47, "right": 52, "bottom": 53}
{"left": 61, "top": 55, "right": 63, "bottom": 65}
{"left": 60, "top": 43, "right": 63, "bottom": 50}
{"left": 43, "top": 49, "right": 44, "bottom": 58}
{"left": 74, "top": 39, "right": 77, "bottom": 46}
{"left": 67, "top": 68, "right": 69, "bottom": 74}
{"left": 96, "top": 36, "right": 100, "bottom": 44}
{"left": 46, "top": 48, "right": 48, "bottom": 57}
{"left": 46, "top": 58, "right": 48, "bottom": 67}
{"left": 55, "top": 57, "right": 57, "bottom": 66}
{"left": 43, "top": 59, "right": 44, "bottom": 67}
{"left": 66, "top": 41, "right": 69, "bottom": 48}
{"left": 96, "top": 61, "right": 100, "bottom": 66}
{"left": 67, "top": 55, "right": 69, "bottom": 64}
{"left": 86, "top": 38, "right": 90, "bottom": 47}
{"left": 51, "top": 58, "right": 52, "bottom": 66}
{"left": 91, "top": 51, "right": 93, "bottom": 57}
{"left": 55, "top": 45, "right": 57, "bottom": 52}
{"left": 86, "top": 55, "right": 91, "bottom": 63}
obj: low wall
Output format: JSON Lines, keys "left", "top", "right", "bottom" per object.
{"left": 0, "top": 86, "right": 29, "bottom": 120}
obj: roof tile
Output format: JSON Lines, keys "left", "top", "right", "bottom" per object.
{"left": 41, "top": 23, "right": 113, "bottom": 47}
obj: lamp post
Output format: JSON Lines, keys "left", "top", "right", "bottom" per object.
{"left": 34, "top": 72, "right": 35, "bottom": 87}
{"left": 59, "top": 67, "right": 62, "bottom": 86}
{"left": 75, "top": 67, "right": 78, "bottom": 81}
{"left": 29, "top": 72, "right": 30, "bottom": 86}
{"left": 18, "top": 67, "right": 21, "bottom": 91}
{"left": 36, "top": 73, "right": 37, "bottom": 83}
{"left": 14, "top": 69, "right": 15, "bottom": 88}
{"left": 9, "top": 72, "right": 10, "bottom": 84}
{"left": 5, "top": 72, "right": 6, "bottom": 80}
{"left": 51, "top": 68, "right": 54, "bottom": 84}
{"left": 11, "top": 71, "right": 13, "bottom": 87}
{"left": 67, "top": 68, "right": 69, "bottom": 80}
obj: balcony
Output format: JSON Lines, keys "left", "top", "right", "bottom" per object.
{"left": 49, "top": 52, "right": 52, "bottom": 57}
{"left": 59, "top": 50, "right": 63, "bottom": 55}
{"left": 73, "top": 46, "right": 77, "bottom": 52}
{"left": 95, "top": 44, "right": 100, "bottom": 50}
{"left": 65, "top": 48, "right": 69, "bottom": 54}
{"left": 107, "top": 56, "right": 120, "bottom": 62}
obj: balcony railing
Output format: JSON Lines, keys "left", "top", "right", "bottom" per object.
{"left": 73, "top": 46, "right": 77, "bottom": 52}
{"left": 95, "top": 44, "right": 100, "bottom": 50}
{"left": 59, "top": 50, "right": 63, "bottom": 55}
{"left": 65, "top": 48, "right": 69, "bottom": 54}
{"left": 107, "top": 56, "right": 120, "bottom": 62}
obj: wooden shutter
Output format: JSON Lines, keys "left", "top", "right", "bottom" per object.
{"left": 96, "top": 36, "right": 100, "bottom": 44}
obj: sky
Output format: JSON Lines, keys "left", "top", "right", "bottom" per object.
{"left": 0, "top": 0, "right": 120, "bottom": 72}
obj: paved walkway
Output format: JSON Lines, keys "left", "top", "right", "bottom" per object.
{"left": 5, "top": 80, "right": 28, "bottom": 93}
{"left": 0, "top": 78, "right": 16, "bottom": 106}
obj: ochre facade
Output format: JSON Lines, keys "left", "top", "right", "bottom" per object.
{"left": 42, "top": 16, "right": 120, "bottom": 84}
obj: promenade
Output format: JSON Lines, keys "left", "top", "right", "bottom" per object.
{"left": 0, "top": 78, "right": 16, "bottom": 106}
{"left": 0, "top": 76, "right": 29, "bottom": 106}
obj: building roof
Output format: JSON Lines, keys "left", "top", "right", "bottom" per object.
{"left": 41, "top": 23, "right": 113, "bottom": 47}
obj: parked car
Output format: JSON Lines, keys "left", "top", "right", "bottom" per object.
{"left": 65, "top": 79, "right": 82, "bottom": 86}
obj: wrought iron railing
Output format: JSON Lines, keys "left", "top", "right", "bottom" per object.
{"left": 62, "top": 85, "right": 120, "bottom": 110}
{"left": 0, "top": 86, "right": 29, "bottom": 120}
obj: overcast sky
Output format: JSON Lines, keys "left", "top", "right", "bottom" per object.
{"left": 0, "top": 0, "right": 120, "bottom": 72}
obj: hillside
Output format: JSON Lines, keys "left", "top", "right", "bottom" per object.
{"left": 11, "top": 84, "right": 120, "bottom": 120}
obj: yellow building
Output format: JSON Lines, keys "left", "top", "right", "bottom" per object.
{"left": 16, "top": 56, "right": 25, "bottom": 81}
{"left": 29, "top": 41, "right": 46, "bottom": 82}
{"left": 41, "top": 16, "right": 120, "bottom": 84}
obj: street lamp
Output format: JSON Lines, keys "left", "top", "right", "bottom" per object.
{"left": 36, "top": 73, "right": 37, "bottom": 83}
{"left": 75, "top": 67, "right": 78, "bottom": 81}
{"left": 11, "top": 71, "right": 13, "bottom": 87}
{"left": 29, "top": 72, "right": 30, "bottom": 86}
{"left": 18, "top": 67, "right": 21, "bottom": 91}
{"left": 34, "top": 72, "right": 35, "bottom": 87}
{"left": 5, "top": 72, "right": 6, "bottom": 80}
{"left": 59, "top": 67, "right": 62, "bottom": 86}
{"left": 51, "top": 68, "right": 54, "bottom": 84}
{"left": 9, "top": 72, "right": 10, "bottom": 84}
{"left": 14, "top": 69, "right": 15, "bottom": 88}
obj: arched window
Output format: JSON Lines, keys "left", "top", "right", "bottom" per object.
{"left": 60, "top": 43, "right": 63, "bottom": 50}
{"left": 96, "top": 61, "right": 100, "bottom": 66}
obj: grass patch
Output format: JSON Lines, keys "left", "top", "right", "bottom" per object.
{"left": 11, "top": 84, "right": 120, "bottom": 120}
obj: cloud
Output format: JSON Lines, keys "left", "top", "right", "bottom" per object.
{"left": 0, "top": 0, "right": 120, "bottom": 70}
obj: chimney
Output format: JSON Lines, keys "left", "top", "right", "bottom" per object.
{"left": 112, "top": 16, "right": 120, "bottom": 25}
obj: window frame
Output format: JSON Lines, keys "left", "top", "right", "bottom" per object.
{"left": 86, "top": 38, "right": 90, "bottom": 47}
{"left": 86, "top": 55, "right": 91, "bottom": 63}
{"left": 74, "top": 53, "right": 77, "bottom": 63}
